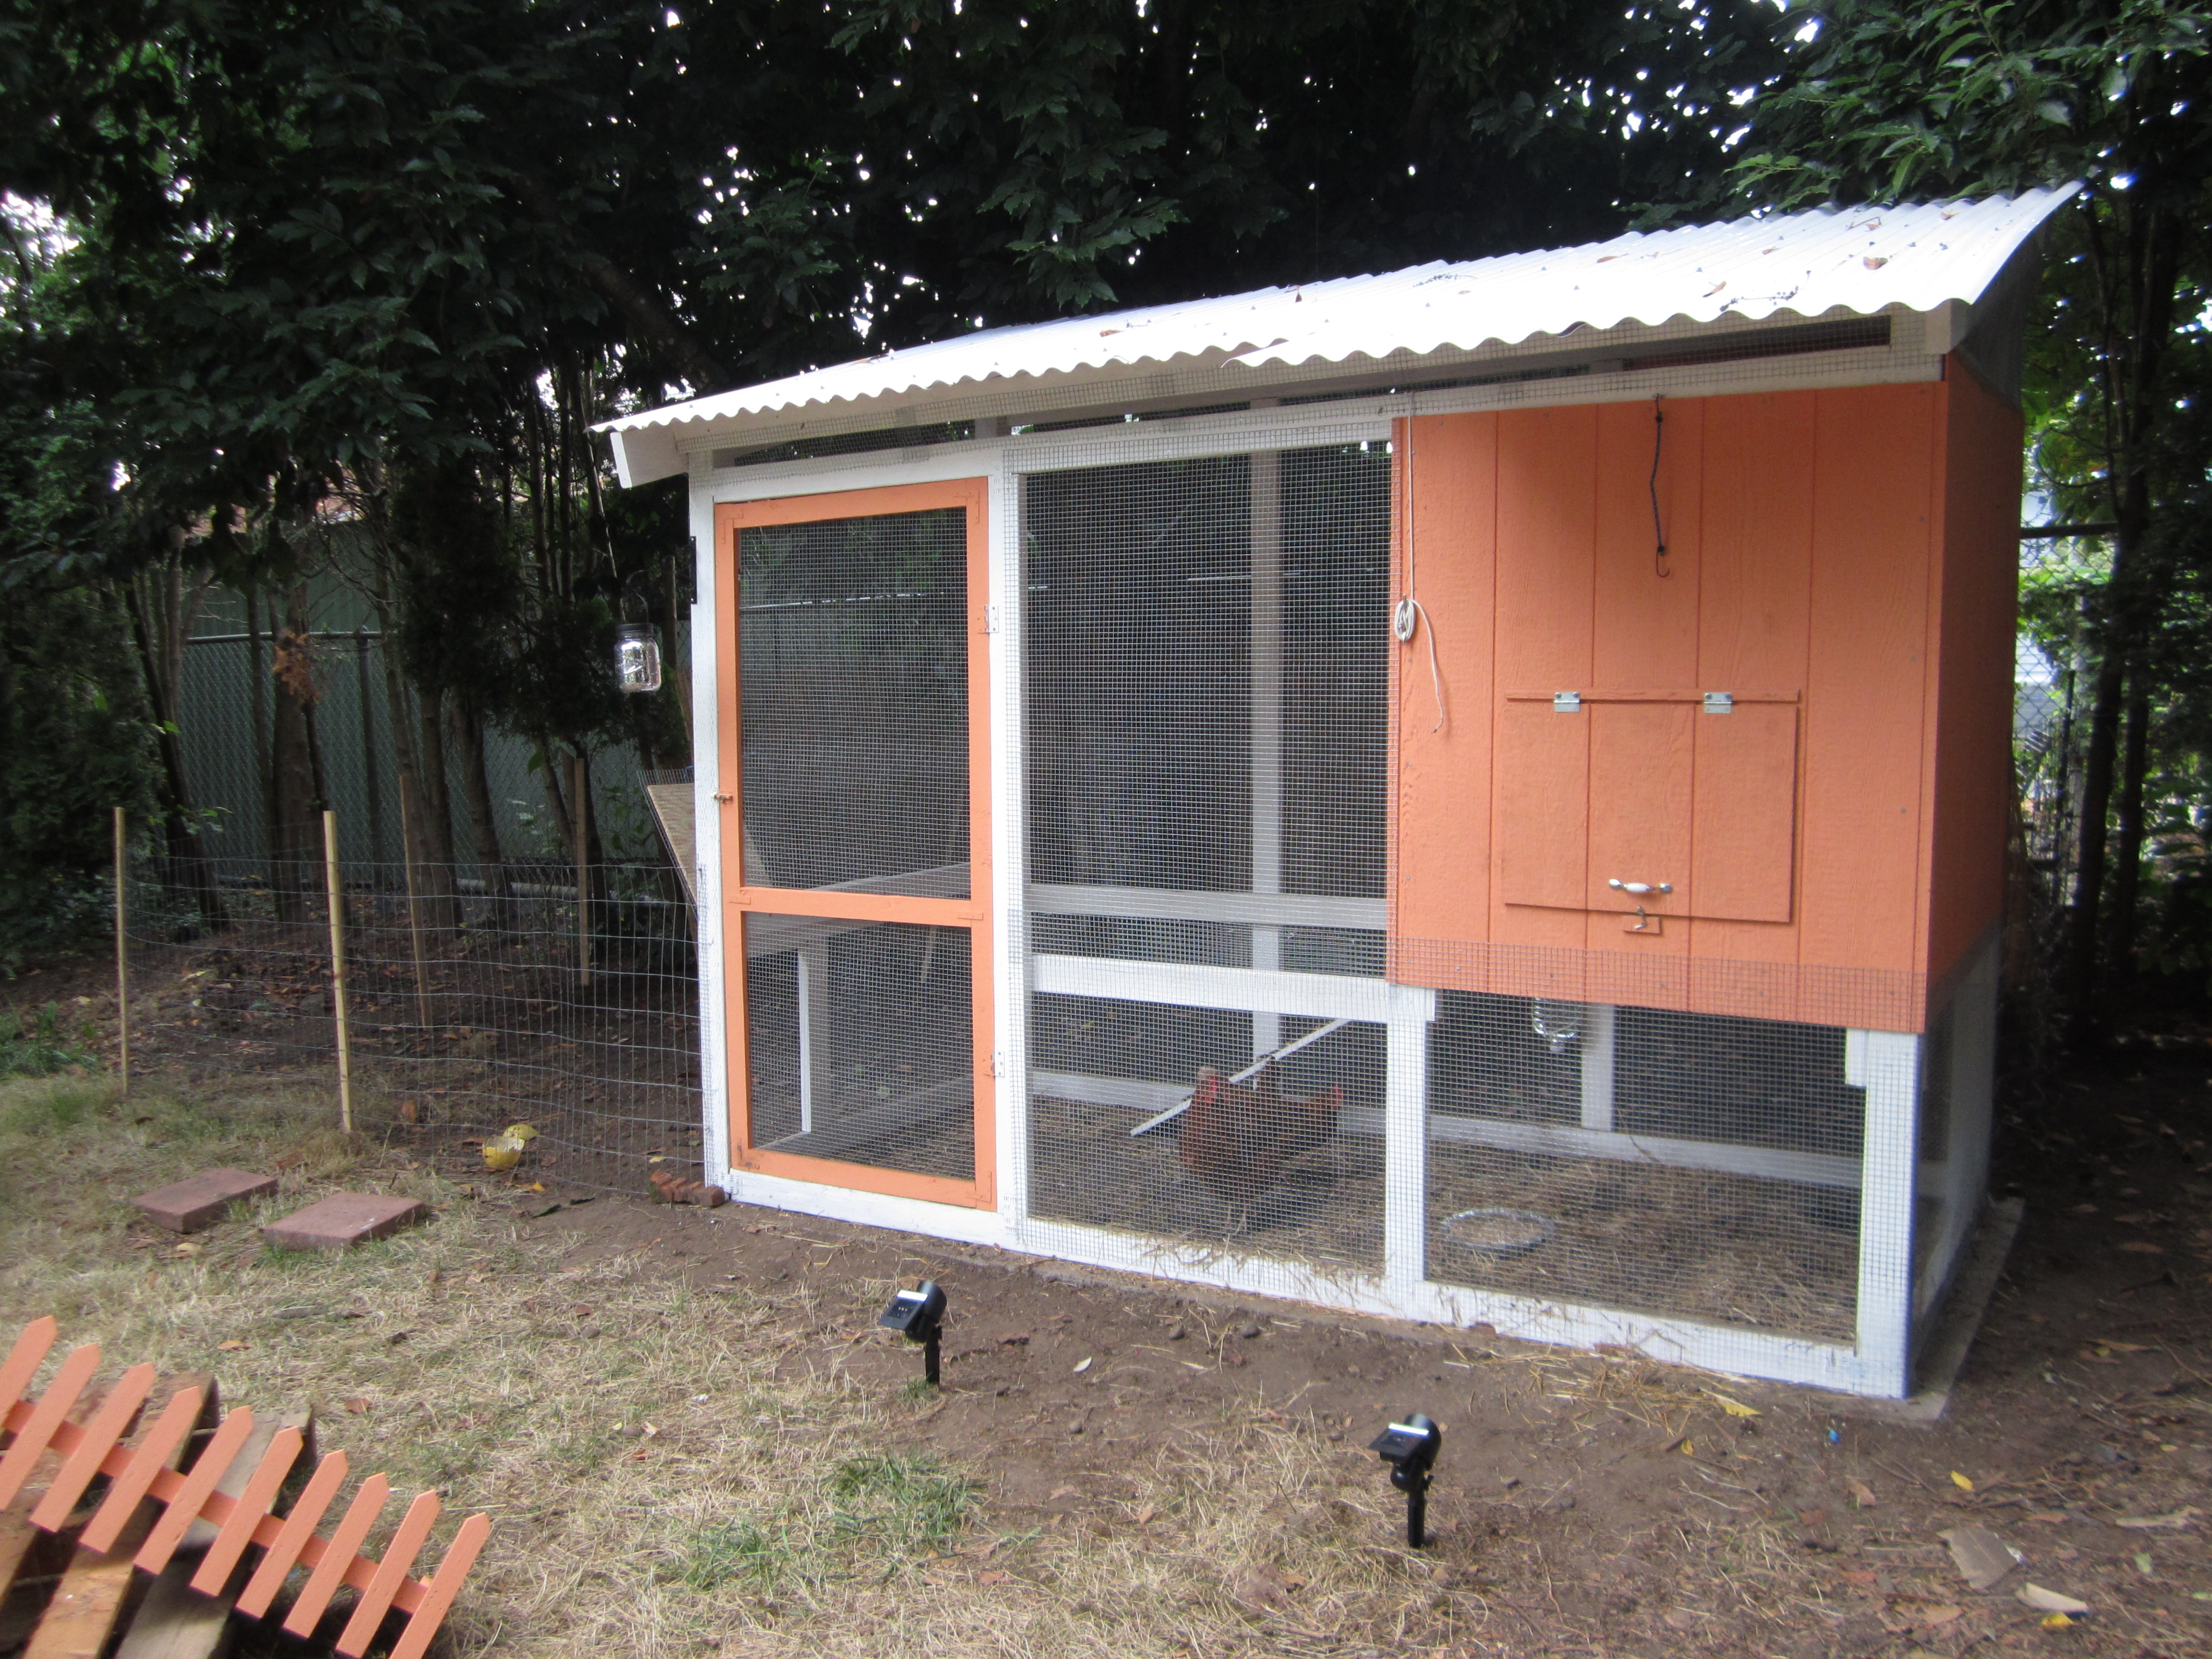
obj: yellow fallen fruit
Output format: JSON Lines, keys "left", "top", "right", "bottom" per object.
{"left": 483, "top": 1121, "right": 539, "bottom": 1171}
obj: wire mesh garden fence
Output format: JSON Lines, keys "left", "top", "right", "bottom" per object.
{"left": 116, "top": 811, "right": 705, "bottom": 1197}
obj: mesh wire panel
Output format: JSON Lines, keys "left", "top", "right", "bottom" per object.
{"left": 118, "top": 851, "right": 702, "bottom": 1193}
{"left": 1425, "top": 991, "right": 1863, "bottom": 1343}
{"left": 1028, "top": 990, "right": 1385, "bottom": 1272}
{"left": 1024, "top": 444, "right": 1390, "bottom": 912}
{"left": 741, "top": 916, "right": 974, "bottom": 1180}
{"left": 739, "top": 509, "right": 968, "bottom": 896}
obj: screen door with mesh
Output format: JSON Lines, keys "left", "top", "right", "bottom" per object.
{"left": 713, "top": 481, "right": 994, "bottom": 1207}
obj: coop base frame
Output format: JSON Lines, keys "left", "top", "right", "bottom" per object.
{"left": 700, "top": 933, "right": 1999, "bottom": 1401}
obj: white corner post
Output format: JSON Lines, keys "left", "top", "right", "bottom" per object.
{"left": 1579, "top": 1003, "right": 1617, "bottom": 1130}
{"left": 1384, "top": 983, "right": 1438, "bottom": 1295}
{"left": 1250, "top": 446, "right": 1284, "bottom": 1058}
{"left": 690, "top": 458, "right": 732, "bottom": 1188}
{"left": 1848, "top": 1026, "right": 1922, "bottom": 1397}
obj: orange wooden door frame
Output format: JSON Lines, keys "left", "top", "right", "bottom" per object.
{"left": 713, "top": 479, "right": 995, "bottom": 1209}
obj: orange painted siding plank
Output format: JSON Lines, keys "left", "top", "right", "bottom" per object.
{"left": 1594, "top": 398, "right": 1703, "bottom": 689}
{"left": 1392, "top": 413, "right": 1498, "bottom": 948}
{"left": 1800, "top": 383, "right": 1937, "bottom": 979}
{"left": 1691, "top": 703, "right": 1800, "bottom": 924}
{"left": 1496, "top": 700, "right": 1589, "bottom": 909}
{"left": 1687, "top": 392, "right": 1817, "bottom": 978}
{"left": 1491, "top": 404, "right": 1597, "bottom": 954}
{"left": 1924, "top": 362, "right": 2020, "bottom": 993}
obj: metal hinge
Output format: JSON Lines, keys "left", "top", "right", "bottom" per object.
{"left": 990, "top": 1050, "right": 1006, "bottom": 1078}
{"left": 1553, "top": 691, "right": 1582, "bottom": 713}
{"left": 983, "top": 604, "right": 1000, "bottom": 635}
{"left": 1703, "top": 691, "right": 1734, "bottom": 714}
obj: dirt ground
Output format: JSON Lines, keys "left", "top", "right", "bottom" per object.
{"left": 2, "top": 951, "right": 2209, "bottom": 1657}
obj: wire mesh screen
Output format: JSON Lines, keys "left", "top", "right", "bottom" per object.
{"left": 1425, "top": 992, "right": 1864, "bottom": 1343}
{"left": 117, "top": 851, "right": 702, "bottom": 1192}
{"left": 742, "top": 915, "right": 974, "bottom": 1181}
{"left": 1028, "top": 988, "right": 1385, "bottom": 1273}
{"left": 1023, "top": 443, "right": 1390, "bottom": 924}
{"left": 739, "top": 509, "right": 969, "bottom": 897}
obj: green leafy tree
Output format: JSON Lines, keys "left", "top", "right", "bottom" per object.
{"left": 1719, "top": 0, "right": 2212, "bottom": 1027}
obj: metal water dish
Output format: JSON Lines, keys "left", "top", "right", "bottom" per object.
{"left": 1440, "top": 1208, "right": 1556, "bottom": 1257}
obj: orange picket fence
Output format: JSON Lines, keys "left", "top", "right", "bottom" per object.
{"left": 0, "top": 1315, "right": 490, "bottom": 1657}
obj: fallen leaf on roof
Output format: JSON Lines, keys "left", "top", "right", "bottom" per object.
{"left": 1950, "top": 1470, "right": 1976, "bottom": 1493}
{"left": 1707, "top": 1391, "right": 1759, "bottom": 1418}
{"left": 2017, "top": 1584, "right": 2090, "bottom": 1615}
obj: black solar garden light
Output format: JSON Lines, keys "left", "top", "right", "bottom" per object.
{"left": 1368, "top": 1413, "right": 1442, "bottom": 1547}
{"left": 878, "top": 1280, "right": 947, "bottom": 1386}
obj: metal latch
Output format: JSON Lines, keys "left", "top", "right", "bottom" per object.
{"left": 1553, "top": 691, "right": 1582, "bottom": 713}
{"left": 1703, "top": 691, "right": 1733, "bottom": 714}
{"left": 1608, "top": 879, "right": 1673, "bottom": 896}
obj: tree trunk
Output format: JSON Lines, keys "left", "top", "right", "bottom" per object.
{"left": 123, "top": 563, "right": 228, "bottom": 933}
{"left": 2105, "top": 675, "right": 2153, "bottom": 990}
{"left": 451, "top": 698, "right": 510, "bottom": 905}
{"left": 414, "top": 684, "right": 461, "bottom": 935}
{"left": 268, "top": 590, "right": 322, "bottom": 928}
{"left": 243, "top": 583, "right": 274, "bottom": 863}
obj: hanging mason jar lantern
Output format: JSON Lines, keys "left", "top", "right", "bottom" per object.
{"left": 614, "top": 621, "right": 662, "bottom": 693}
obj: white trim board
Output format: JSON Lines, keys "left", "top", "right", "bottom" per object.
{"left": 690, "top": 1164, "right": 1891, "bottom": 1394}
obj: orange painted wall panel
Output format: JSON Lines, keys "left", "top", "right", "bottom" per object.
{"left": 1925, "top": 364, "right": 2022, "bottom": 986}
{"left": 1390, "top": 413, "right": 1499, "bottom": 946}
{"left": 1391, "top": 373, "right": 2011, "bottom": 1030}
{"left": 1798, "top": 383, "right": 1937, "bottom": 979}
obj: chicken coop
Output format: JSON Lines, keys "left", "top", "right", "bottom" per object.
{"left": 602, "top": 189, "right": 2073, "bottom": 1397}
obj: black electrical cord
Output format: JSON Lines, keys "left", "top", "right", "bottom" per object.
{"left": 1650, "top": 395, "right": 1670, "bottom": 579}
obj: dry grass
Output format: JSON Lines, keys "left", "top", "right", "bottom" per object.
{"left": 0, "top": 1074, "right": 1538, "bottom": 1658}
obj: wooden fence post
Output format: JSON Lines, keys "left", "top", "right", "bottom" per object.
{"left": 113, "top": 808, "right": 129, "bottom": 1099}
{"left": 322, "top": 811, "right": 354, "bottom": 1133}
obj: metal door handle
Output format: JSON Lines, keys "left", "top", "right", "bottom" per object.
{"left": 1608, "top": 879, "right": 1672, "bottom": 895}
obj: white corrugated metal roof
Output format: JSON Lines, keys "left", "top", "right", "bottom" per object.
{"left": 603, "top": 187, "right": 2074, "bottom": 477}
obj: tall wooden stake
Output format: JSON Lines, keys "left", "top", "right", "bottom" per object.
{"left": 113, "top": 807, "right": 129, "bottom": 1098}
{"left": 573, "top": 753, "right": 592, "bottom": 988}
{"left": 322, "top": 810, "right": 354, "bottom": 1133}
{"left": 396, "top": 774, "right": 431, "bottom": 1027}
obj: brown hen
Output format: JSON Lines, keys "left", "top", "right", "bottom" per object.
{"left": 1177, "top": 1059, "right": 1344, "bottom": 1196}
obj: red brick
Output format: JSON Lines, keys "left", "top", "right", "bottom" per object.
{"left": 134, "top": 1168, "right": 280, "bottom": 1234}
{"left": 261, "top": 1193, "right": 429, "bottom": 1251}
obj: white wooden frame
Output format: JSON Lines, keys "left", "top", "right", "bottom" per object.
{"left": 680, "top": 391, "right": 1960, "bottom": 1400}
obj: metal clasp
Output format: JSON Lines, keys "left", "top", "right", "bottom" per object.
{"left": 1553, "top": 691, "right": 1582, "bottom": 712}
{"left": 1608, "top": 878, "right": 1673, "bottom": 896}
